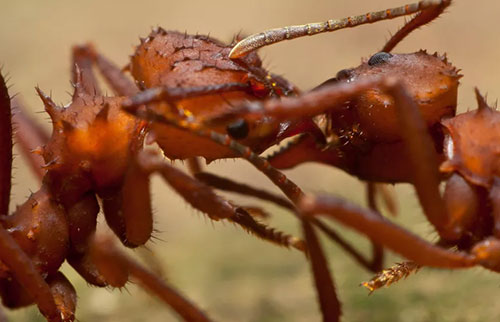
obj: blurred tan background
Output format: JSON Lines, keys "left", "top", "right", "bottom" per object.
{"left": 1, "top": 0, "right": 500, "bottom": 321}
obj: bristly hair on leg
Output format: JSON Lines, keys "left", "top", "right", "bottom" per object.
{"left": 361, "top": 261, "right": 421, "bottom": 293}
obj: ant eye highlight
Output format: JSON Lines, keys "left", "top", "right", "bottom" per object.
{"left": 336, "top": 69, "right": 353, "bottom": 81}
{"left": 226, "top": 119, "right": 249, "bottom": 139}
{"left": 368, "top": 52, "right": 393, "bottom": 66}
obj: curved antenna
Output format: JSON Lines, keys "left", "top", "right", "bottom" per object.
{"left": 229, "top": 0, "right": 449, "bottom": 59}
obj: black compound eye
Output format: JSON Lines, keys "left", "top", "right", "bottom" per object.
{"left": 336, "top": 68, "right": 353, "bottom": 81}
{"left": 226, "top": 119, "right": 249, "bottom": 140}
{"left": 368, "top": 52, "right": 393, "bottom": 66}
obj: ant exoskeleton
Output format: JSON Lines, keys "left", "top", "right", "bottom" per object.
{"left": 150, "top": 0, "right": 499, "bottom": 319}
{"left": 0, "top": 0, "right": 473, "bottom": 321}
{"left": 122, "top": 0, "right": 495, "bottom": 319}
{"left": 0, "top": 39, "right": 309, "bottom": 320}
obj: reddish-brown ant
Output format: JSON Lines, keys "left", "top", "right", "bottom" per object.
{"left": 0, "top": 37, "right": 311, "bottom": 320}
{"left": 0, "top": 68, "right": 223, "bottom": 321}
{"left": 0, "top": 0, "right": 477, "bottom": 321}
{"left": 148, "top": 0, "right": 500, "bottom": 319}
{"left": 97, "top": 0, "right": 470, "bottom": 320}
{"left": 119, "top": 2, "right": 490, "bottom": 322}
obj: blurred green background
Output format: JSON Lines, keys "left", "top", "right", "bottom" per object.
{"left": 1, "top": 0, "right": 500, "bottom": 321}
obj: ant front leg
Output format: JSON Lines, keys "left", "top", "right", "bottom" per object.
{"left": 123, "top": 82, "right": 252, "bottom": 114}
{"left": 89, "top": 233, "right": 213, "bottom": 322}
{"left": 127, "top": 149, "right": 306, "bottom": 252}
{"left": 73, "top": 44, "right": 138, "bottom": 97}
{"left": 10, "top": 96, "right": 50, "bottom": 180}
{"left": 300, "top": 194, "right": 475, "bottom": 268}
{"left": 194, "top": 169, "right": 385, "bottom": 272}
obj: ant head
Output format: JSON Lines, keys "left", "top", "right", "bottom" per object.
{"left": 331, "top": 50, "right": 462, "bottom": 142}
{"left": 268, "top": 51, "right": 462, "bottom": 178}
{"left": 129, "top": 29, "right": 301, "bottom": 162}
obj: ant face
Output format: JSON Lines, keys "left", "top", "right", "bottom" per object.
{"left": 128, "top": 29, "right": 301, "bottom": 162}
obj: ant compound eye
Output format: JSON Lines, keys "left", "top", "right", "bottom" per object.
{"left": 336, "top": 69, "right": 353, "bottom": 81}
{"left": 368, "top": 52, "right": 393, "bottom": 66}
{"left": 226, "top": 119, "right": 249, "bottom": 139}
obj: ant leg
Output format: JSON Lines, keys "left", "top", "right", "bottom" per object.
{"left": 491, "top": 181, "right": 500, "bottom": 238}
{"left": 195, "top": 171, "right": 383, "bottom": 272}
{"left": 73, "top": 44, "right": 138, "bottom": 96}
{"left": 0, "top": 278, "right": 34, "bottom": 309}
{"left": 205, "top": 77, "right": 399, "bottom": 125}
{"left": 101, "top": 148, "right": 304, "bottom": 251}
{"left": 0, "top": 72, "right": 12, "bottom": 216}
{"left": 300, "top": 194, "right": 475, "bottom": 268}
{"left": 382, "top": 0, "right": 451, "bottom": 52}
{"left": 100, "top": 153, "right": 153, "bottom": 248}
{"left": 0, "top": 227, "right": 62, "bottom": 321}
{"left": 72, "top": 45, "right": 101, "bottom": 97}
{"left": 182, "top": 152, "right": 338, "bottom": 317}
{"left": 191, "top": 164, "right": 276, "bottom": 220}
{"left": 366, "top": 182, "right": 385, "bottom": 271}
{"left": 46, "top": 272, "right": 77, "bottom": 322}
{"left": 186, "top": 157, "right": 203, "bottom": 174}
{"left": 302, "top": 219, "right": 341, "bottom": 321}
{"left": 90, "top": 234, "right": 213, "bottom": 322}
{"left": 11, "top": 98, "right": 49, "bottom": 180}
{"left": 67, "top": 252, "right": 107, "bottom": 287}
{"left": 374, "top": 183, "right": 398, "bottom": 216}
{"left": 383, "top": 80, "right": 449, "bottom": 235}
{"left": 468, "top": 180, "right": 500, "bottom": 272}
{"left": 124, "top": 97, "right": 479, "bottom": 269}
{"left": 135, "top": 150, "right": 306, "bottom": 252}
{"left": 101, "top": 188, "right": 141, "bottom": 248}
{"left": 195, "top": 171, "right": 293, "bottom": 209}
{"left": 361, "top": 261, "right": 421, "bottom": 292}
{"left": 124, "top": 82, "right": 250, "bottom": 109}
